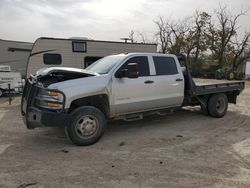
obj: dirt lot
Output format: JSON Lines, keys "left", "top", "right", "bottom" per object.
{"left": 0, "top": 82, "right": 250, "bottom": 188}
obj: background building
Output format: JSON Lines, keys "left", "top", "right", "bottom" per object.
{"left": 0, "top": 39, "right": 32, "bottom": 78}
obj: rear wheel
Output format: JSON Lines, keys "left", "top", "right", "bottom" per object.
{"left": 65, "top": 106, "right": 106, "bottom": 146}
{"left": 207, "top": 93, "right": 228, "bottom": 118}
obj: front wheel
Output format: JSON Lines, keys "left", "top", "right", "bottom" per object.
{"left": 65, "top": 106, "right": 106, "bottom": 146}
{"left": 207, "top": 93, "right": 228, "bottom": 118}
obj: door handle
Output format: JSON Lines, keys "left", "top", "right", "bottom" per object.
{"left": 176, "top": 78, "right": 183, "bottom": 82}
{"left": 144, "top": 80, "right": 154, "bottom": 84}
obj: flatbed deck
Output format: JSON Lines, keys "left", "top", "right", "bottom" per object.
{"left": 193, "top": 78, "right": 243, "bottom": 86}
{"left": 192, "top": 78, "right": 245, "bottom": 96}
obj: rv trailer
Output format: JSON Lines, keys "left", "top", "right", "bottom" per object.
{"left": 0, "top": 39, "right": 32, "bottom": 78}
{"left": 26, "top": 37, "right": 157, "bottom": 77}
{"left": 0, "top": 65, "right": 23, "bottom": 97}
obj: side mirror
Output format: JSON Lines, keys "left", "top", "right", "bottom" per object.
{"left": 43, "top": 53, "right": 62, "bottom": 65}
{"left": 116, "top": 63, "right": 139, "bottom": 79}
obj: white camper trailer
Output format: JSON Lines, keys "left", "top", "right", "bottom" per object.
{"left": 0, "top": 65, "right": 23, "bottom": 97}
{"left": 0, "top": 39, "right": 32, "bottom": 78}
{"left": 26, "top": 37, "right": 157, "bottom": 77}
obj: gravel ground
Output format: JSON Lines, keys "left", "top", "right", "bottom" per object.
{"left": 0, "top": 82, "right": 250, "bottom": 188}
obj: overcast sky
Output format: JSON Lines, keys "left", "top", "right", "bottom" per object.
{"left": 0, "top": 0, "right": 249, "bottom": 43}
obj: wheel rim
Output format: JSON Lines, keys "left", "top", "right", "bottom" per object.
{"left": 75, "top": 115, "right": 99, "bottom": 138}
{"left": 229, "top": 72, "right": 234, "bottom": 79}
{"left": 216, "top": 97, "right": 226, "bottom": 114}
{"left": 0, "top": 90, "right": 2, "bottom": 97}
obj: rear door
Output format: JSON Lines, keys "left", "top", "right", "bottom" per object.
{"left": 150, "top": 55, "right": 184, "bottom": 108}
{"left": 112, "top": 55, "right": 155, "bottom": 115}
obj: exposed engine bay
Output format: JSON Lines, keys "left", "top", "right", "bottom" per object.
{"left": 33, "top": 67, "right": 98, "bottom": 87}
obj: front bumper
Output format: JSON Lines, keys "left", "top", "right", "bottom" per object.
{"left": 22, "top": 107, "right": 71, "bottom": 129}
{"left": 21, "top": 78, "right": 70, "bottom": 129}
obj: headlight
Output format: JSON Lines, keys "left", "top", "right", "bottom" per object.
{"left": 36, "top": 89, "right": 64, "bottom": 110}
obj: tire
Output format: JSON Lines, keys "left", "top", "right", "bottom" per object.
{"left": 66, "top": 106, "right": 106, "bottom": 146}
{"left": 207, "top": 93, "right": 228, "bottom": 118}
{"left": 227, "top": 71, "right": 234, "bottom": 80}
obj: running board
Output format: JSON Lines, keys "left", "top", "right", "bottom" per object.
{"left": 155, "top": 109, "right": 174, "bottom": 116}
{"left": 114, "top": 107, "right": 180, "bottom": 122}
{"left": 123, "top": 114, "right": 143, "bottom": 122}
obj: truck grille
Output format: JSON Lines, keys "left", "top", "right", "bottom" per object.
{"left": 21, "top": 78, "right": 37, "bottom": 114}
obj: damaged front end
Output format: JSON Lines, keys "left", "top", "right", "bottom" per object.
{"left": 36, "top": 67, "right": 98, "bottom": 87}
{"left": 21, "top": 67, "right": 97, "bottom": 129}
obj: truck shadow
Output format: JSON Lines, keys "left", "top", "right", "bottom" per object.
{"left": 1, "top": 104, "right": 250, "bottom": 187}
{"left": 107, "top": 107, "right": 211, "bottom": 132}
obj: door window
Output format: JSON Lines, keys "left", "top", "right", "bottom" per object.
{"left": 120, "top": 56, "right": 150, "bottom": 77}
{"left": 153, "top": 56, "right": 178, "bottom": 75}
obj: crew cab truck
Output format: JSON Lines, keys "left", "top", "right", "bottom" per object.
{"left": 21, "top": 53, "right": 245, "bottom": 146}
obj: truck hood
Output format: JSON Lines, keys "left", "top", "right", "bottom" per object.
{"left": 35, "top": 67, "right": 99, "bottom": 87}
{"left": 48, "top": 73, "right": 111, "bottom": 109}
{"left": 36, "top": 67, "right": 99, "bottom": 77}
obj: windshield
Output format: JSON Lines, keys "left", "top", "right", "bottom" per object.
{"left": 86, "top": 55, "right": 125, "bottom": 74}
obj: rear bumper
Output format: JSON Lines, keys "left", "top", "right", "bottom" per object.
{"left": 22, "top": 107, "right": 71, "bottom": 129}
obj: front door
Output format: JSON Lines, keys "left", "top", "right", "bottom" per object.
{"left": 112, "top": 56, "right": 155, "bottom": 115}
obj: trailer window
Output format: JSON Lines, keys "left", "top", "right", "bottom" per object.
{"left": 72, "top": 41, "right": 87, "bottom": 53}
{"left": 84, "top": 56, "right": 103, "bottom": 67}
{"left": 153, "top": 56, "right": 178, "bottom": 75}
{"left": 86, "top": 55, "right": 124, "bottom": 74}
{"left": 43, "top": 53, "right": 62, "bottom": 65}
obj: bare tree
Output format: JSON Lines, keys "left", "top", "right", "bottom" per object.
{"left": 192, "top": 11, "right": 211, "bottom": 64}
{"left": 182, "top": 30, "right": 196, "bottom": 65}
{"left": 167, "top": 18, "right": 190, "bottom": 54}
{"left": 230, "top": 32, "right": 250, "bottom": 70}
{"left": 154, "top": 5, "right": 249, "bottom": 74}
{"left": 128, "top": 30, "right": 135, "bottom": 43}
{"left": 154, "top": 16, "right": 190, "bottom": 54}
{"left": 136, "top": 31, "right": 147, "bottom": 43}
{"left": 207, "top": 5, "right": 246, "bottom": 66}
{"left": 154, "top": 16, "right": 172, "bottom": 53}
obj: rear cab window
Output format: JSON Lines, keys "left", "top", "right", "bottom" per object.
{"left": 153, "top": 56, "right": 178, "bottom": 75}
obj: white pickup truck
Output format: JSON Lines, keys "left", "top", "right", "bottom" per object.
{"left": 21, "top": 53, "right": 245, "bottom": 145}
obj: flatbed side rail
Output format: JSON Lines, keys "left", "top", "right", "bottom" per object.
{"left": 194, "top": 81, "right": 245, "bottom": 95}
